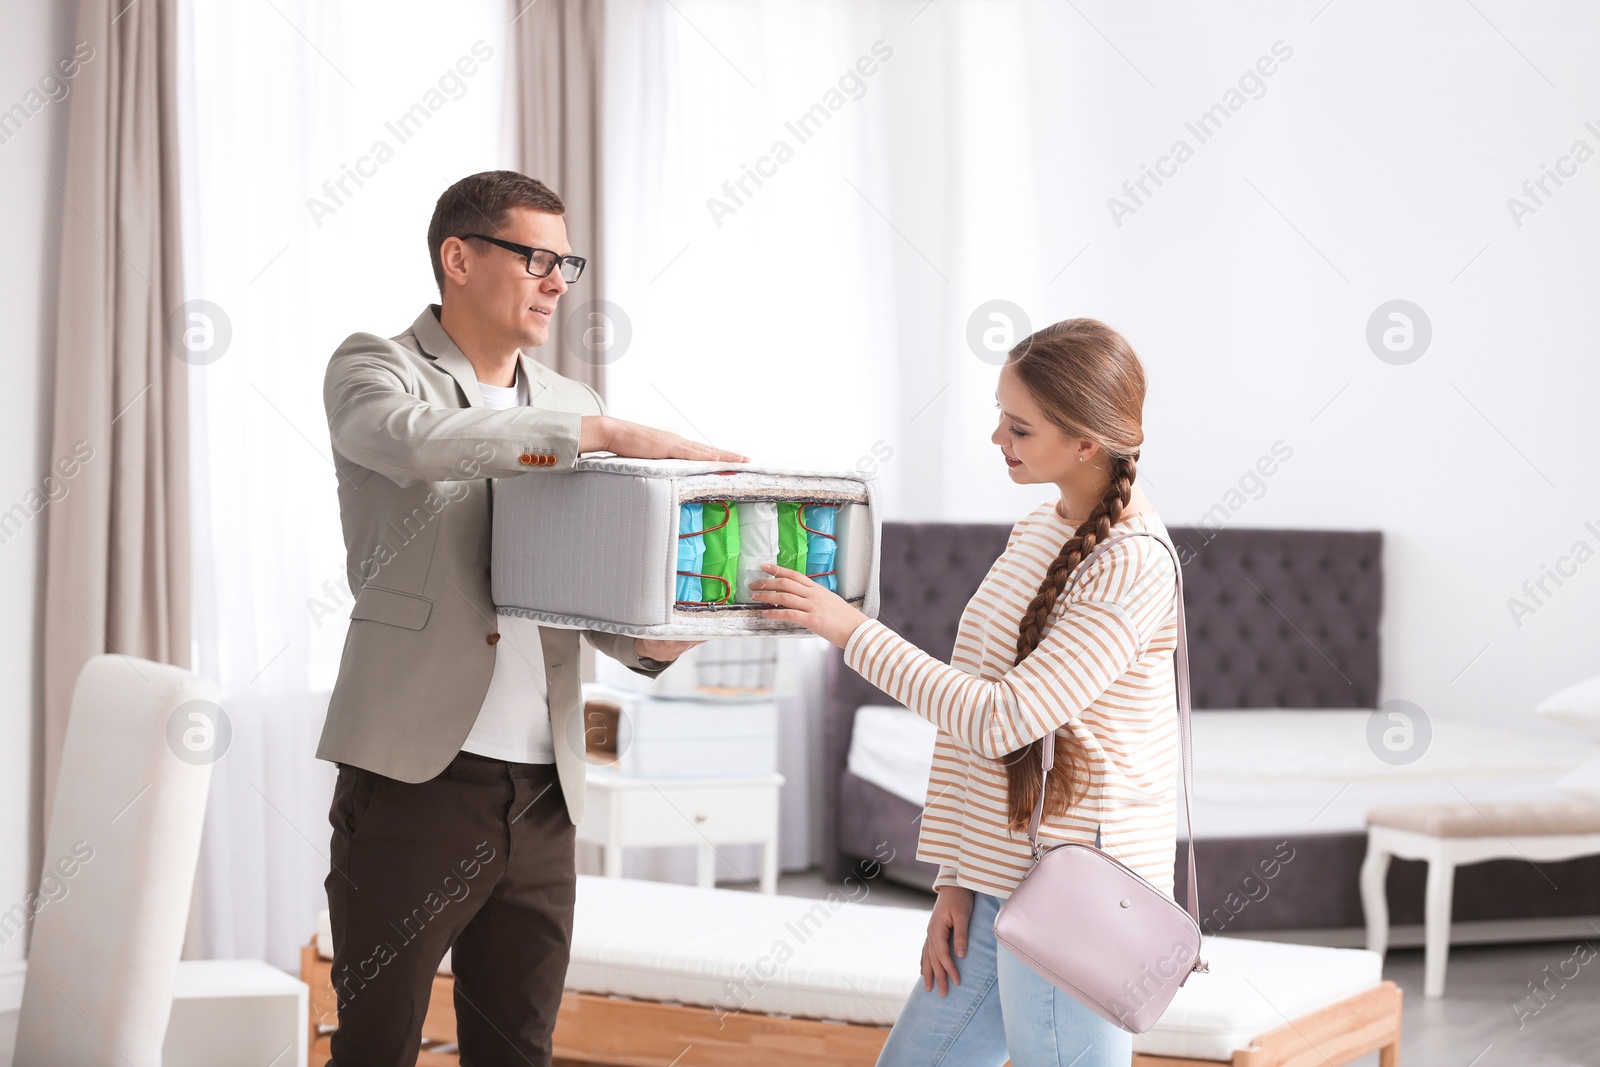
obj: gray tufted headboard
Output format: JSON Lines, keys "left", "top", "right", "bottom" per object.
{"left": 822, "top": 522, "right": 1383, "bottom": 881}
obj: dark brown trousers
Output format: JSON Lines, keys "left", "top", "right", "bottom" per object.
{"left": 323, "top": 750, "right": 575, "bottom": 1066}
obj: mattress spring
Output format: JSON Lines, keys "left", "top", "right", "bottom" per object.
{"left": 675, "top": 490, "right": 864, "bottom": 609}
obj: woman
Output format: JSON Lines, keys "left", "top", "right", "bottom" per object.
{"left": 749, "top": 318, "right": 1182, "bottom": 1067}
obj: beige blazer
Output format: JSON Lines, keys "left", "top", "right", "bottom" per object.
{"left": 318, "top": 304, "right": 668, "bottom": 825}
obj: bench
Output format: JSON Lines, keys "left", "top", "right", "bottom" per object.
{"left": 1362, "top": 798, "right": 1600, "bottom": 997}
{"left": 303, "top": 874, "right": 1402, "bottom": 1066}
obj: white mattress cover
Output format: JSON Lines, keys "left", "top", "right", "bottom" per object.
{"left": 314, "top": 878, "right": 1382, "bottom": 1059}
{"left": 847, "top": 704, "right": 938, "bottom": 805}
{"left": 1187, "top": 775, "right": 1583, "bottom": 838}
{"left": 1188, "top": 708, "right": 1599, "bottom": 837}
{"left": 847, "top": 705, "right": 1600, "bottom": 837}
{"left": 562, "top": 876, "right": 924, "bottom": 1025}
{"left": 1134, "top": 935, "right": 1383, "bottom": 1060}
{"left": 493, "top": 455, "right": 881, "bottom": 637}
{"left": 568, "top": 879, "right": 1386, "bottom": 1060}
{"left": 1192, "top": 709, "right": 1597, "bottom": 781}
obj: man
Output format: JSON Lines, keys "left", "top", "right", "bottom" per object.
{"left": 318, "top": 170, "right": 747, "bottom": 1065}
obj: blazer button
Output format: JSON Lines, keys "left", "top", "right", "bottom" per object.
{"left": 519, "top": 453, "right": 535, "bottom": 465}
{"left": 541, "top": 454, "right": 555, "bottom": 466}
{"left": 487, "top": 632, "right": 501, "bottom": 645}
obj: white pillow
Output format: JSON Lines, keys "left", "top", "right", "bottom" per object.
{"left": 1556, "top": 757, "right": 1600, "bottom": 804}
{"left": 1535, "top": 674, "right": 1600, "bottom": 736}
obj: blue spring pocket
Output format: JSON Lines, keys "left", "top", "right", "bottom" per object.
{"left": 676, "top": 502, "right": 706, "bottom": 602}
{"left": 679, "top": 500, "right": 841, "bottom": 602}
{"left": 803, "top": 504, "right": 838, "bottom": 592}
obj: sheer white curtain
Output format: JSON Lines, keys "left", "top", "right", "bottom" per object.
{"left": 596, "top": 0, "right": 905, "bottom": 884}
{"left": 175, "top": 0, "right": 988, "bottom": 963}
{"left": 869, "top": 0, "right": 1059, "bottom": 522}
{"left": 600, "top": 0, "right": 1057, "bottom": 518}
{"left": 177, "top": 0, "right": 514, "bottom": 969}
{"left": 602, "top": 0, "right": 901, "bottom": 480}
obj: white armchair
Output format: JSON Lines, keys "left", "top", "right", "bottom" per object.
{"left": 10, "top": 654, "right": 306, "bottom": 1067}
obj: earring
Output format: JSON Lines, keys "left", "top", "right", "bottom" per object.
{"left": 1078, "top": 456, "right": 1085, "bottom": 462}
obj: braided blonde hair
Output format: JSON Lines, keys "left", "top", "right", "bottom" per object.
{"left": 1002, "top": 319, "right": 1146, "bottom": 832}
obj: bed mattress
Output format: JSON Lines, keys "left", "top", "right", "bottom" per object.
{"left": 315, "top": 877, "right": 1385, "bottom": 1060}
{"left": 847, "top": 705, "right": 1600, "bottom": 838}
{"left": 565, "top": 877, "right": 1386, "bottom": 1061}
{"left": 492, "top": 456, "right": 881, "bottom": 637}
{"left": 563, "top": 874, "right": 925, "bottom": 1024}
{"left": 846, "top": 704, "right": 938, "bottom": 806}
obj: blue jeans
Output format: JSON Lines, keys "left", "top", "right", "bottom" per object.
{"left": 874, "top": 888, "right": 1133, "bottom": 1067}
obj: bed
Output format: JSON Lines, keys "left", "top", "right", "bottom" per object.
{"left": 824, "top": 523, "right": 1600, "bottom": 942}
{"left": 305, "top": 875, "right": 1403, "bottom": 1067}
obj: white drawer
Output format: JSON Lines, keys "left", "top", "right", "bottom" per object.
{"left": 579, "top": 777, "right": 782, "bottom": 848}
{"left": 619, "top": 736, "right": 776, "bottom": 777}
{"left": 583, "top": 684, "right": 780, "bottom": 777}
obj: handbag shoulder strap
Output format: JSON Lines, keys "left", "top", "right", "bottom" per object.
{"left": 1023, "top": 527, "right": 1199, "bottom": 923}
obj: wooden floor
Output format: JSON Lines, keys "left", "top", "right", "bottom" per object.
{"left": 1366, "top": 939, "right": 1597, "bottom": 1067}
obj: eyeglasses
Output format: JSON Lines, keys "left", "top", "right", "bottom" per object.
{"left": 458, "top": 233, "right": 587, "bottom": 283}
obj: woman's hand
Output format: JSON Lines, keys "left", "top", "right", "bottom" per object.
{"left": 922, "top": 885, "right": 973, "bottom": 996}
{"left": 747, "top": 562, "right": 868, "bottom": 648}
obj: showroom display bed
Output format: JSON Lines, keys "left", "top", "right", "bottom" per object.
{"left": 305, "top": 875, "right": 1401, "bottom": 1066}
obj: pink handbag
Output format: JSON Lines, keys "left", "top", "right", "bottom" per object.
{"left": 991, "top": 530, "right": 1207, "bottom": 1033}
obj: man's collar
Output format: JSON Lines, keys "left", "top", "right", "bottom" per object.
{"left": 411, "top": 303, "right": 457, "bottom": 362}
{"left": 413, "top": 303, "right": 550, "bottom": 408}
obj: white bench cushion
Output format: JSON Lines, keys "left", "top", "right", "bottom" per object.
{"left": 316, "top": 876, "right": 1383, "bottom": 1061}
{"left": 1368, "top": 798, "right": 1600, "bottom": 836}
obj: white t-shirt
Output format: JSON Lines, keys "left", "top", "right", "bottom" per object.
{"left": 459, "top": 367, "right": 555, "bottom": 764}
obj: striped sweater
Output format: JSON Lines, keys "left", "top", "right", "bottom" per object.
{"left": 842, "top": 503, "right": 1183, "bottom": 899}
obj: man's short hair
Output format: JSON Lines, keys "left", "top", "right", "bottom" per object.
{"left": 427, "top": 170, "right": 565, "bottom": 294}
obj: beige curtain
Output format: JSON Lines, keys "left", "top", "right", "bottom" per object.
{"left": 42, "top": 0, "right": 191, "bottom": 826}
{"left": 515, "top": 0, "right": 609, "bottom": 396}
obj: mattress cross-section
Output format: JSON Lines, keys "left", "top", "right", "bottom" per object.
{"left": 492, "top": 456, "right": 882, "bottom": 637}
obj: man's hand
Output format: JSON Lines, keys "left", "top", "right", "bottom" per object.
{"left": 634, "top": 638, "right": 705, "bottom": 664}
{"left": 581, "top": 415, "right": 748, "bottom": 464}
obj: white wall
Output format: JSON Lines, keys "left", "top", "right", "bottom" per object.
{"left": 867, "top": 0, "right": 1599, "bottom": 734}
{"left": 598, "top": 0, "right": 1596, "bottom": 736}
{"left": 0, "top": 0, "right": 75, "bottom": 978}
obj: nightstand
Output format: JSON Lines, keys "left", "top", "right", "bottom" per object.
{"left": 577, "top": 768, "right": 786, "bottom": 893}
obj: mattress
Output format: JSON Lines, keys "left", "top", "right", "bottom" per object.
{"left": 847, "top": 705, "right": 1600, "bottom": 838}
{"left": 315, "top": 877, "right": 1384, "bottom": 1059}
{"left": 563, "top": 874, "right": 923, "bottom": 1025}
{"left": 492, "top": 456, "right": 881, "bottom": 637}
{"left": 1187, "top": 709, "right": 1600, "bottom": 837}
{"left": 846, "top": 704, "right": 938, "bottom": 805}
{"left": 565, "top": 878, "right": 1385, "bottom": 1061}
{"left": 1132, "top": 935, "right": 1383, "bottom": 1060}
